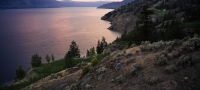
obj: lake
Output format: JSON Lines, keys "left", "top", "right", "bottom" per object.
{"left": 0, "top": 7, "right": 121, "bottom": 87}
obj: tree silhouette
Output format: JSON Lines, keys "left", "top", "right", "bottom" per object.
{"left": 15, "top": 66, "right": 26, "bottom": 81}
{"left": 96, "top": 37, "right": 107, "bottom": 54}
{"left": 46, "top": 54, "right": 50, "bottom": 63}
{"left": 133, "top": 3, "right": 154, "bottom": 44}
{"left": 51, "top": 54, "right": 54, "bottom": 62}
{"left": 68, "top": 40, "right": 80, "bottom": 58}
{"left": 31, "top": 54, "right": 42, "bottom": 68}
{"left": 65, "top": 51, "right": 73, "bottom": 68}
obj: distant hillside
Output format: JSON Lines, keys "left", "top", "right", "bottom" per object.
{"left": 101, "top": 0, "right": 200, "bottom": 33}
{"left": 97, "top": 0, "right": 134, "bottom": 9}
{"left": 0, "top": 0, "right": 79, "bottom": 9}
{"left": 0, "top": 0, "right": 110, "bottom": 9}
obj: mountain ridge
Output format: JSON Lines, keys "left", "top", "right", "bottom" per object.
{"left": 97, "top": 0, "right": 134, "bottom": 9}
{"left": 0, "top": 0, "right": 110, "bottom": 9}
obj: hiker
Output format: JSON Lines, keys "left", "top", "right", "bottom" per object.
{"left": 109, "top": 60, "right": 114, "bottom": 70}
{"left": 116, "top": 61, "right": 121, "bottom": 75}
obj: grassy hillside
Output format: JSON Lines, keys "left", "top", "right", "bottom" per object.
{"left": 0, "top": 54, "right": 109, "bottom": 90}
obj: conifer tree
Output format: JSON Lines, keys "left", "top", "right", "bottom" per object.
{"left": 96, "top": 40, "right": 101, "bottom": 54}
{"left": 90, "top": 47, "right": 95, "bottom": 56}
{"left": 96, "top": 37, "right": 107, "bottom": 54}
{"left": 133, "top": 3, "right": 154, "bottom": 44}
{"left": 51, "top": 54, "right": 54, "bottom": 62}
{"left": 86, "top": 49, "right": 90, "bottom": 57}
{"left": 15, "top": 66, "right": 26, "bottom": 81}
{"left": 46, "top": 54, "right": 50, "bottom": 63}
{"left": 31, "top": 54, "right": 42, "bottom": 68}
{"left": 65, "top": 51, "right": 73, "bottom": 68}
{"left": 68, "top": 40, "right": 80, "bottom": 58}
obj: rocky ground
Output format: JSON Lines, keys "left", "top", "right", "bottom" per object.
{"left": 20, "top": 34, "right": 200, "bottom": 90}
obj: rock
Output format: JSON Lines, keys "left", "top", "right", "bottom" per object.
{"left": 106, "top": 12, "right": 136, "bottom": 33}
{"left": 97, "top": 66, "right": 107, "bottom": 73}
{"left": 116, "top": 75, "right": 123, "bottom": 84}
{"left": 184, "top": 77, "right": 189, "bottom": 80}
{"left": 50, "top": 73, "right": 58, "bottom": 79}
{"left": 111, "top": 79, "right": 114, "bottom": 83}
{"left": 85, "top": 84, "right": 91, "bottom": 89}
{"left": 65, "top": 86, "right": 71, "bottom": 90}
{"left": 98, "top": 74, "right": 104, "bottom": 81}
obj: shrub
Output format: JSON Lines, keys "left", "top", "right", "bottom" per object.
{"left": 164, "top": 65, "right": 177, "bottom": 74}
{"left": 149, "top": 76, "right": 159, "bottom": 84}
{"left": 91, "top": 57, "right": 98, "bottom": 66}
{"left": 155, "top": 52, "right": 168, "bottom": 66}
{"left": 184, "top": 34, "right": 200, "bottom": 51}
{"left": 176, "top": 55, "right": 196, "bottom": 66}
{"left": 171, "top": 50, "right": 181, "bottom": 58}
{"left": 80, "top": 65, "right": 90, "bottom": 79}
{"left": 97, "top": 66, "right": 107, "bottom": 73}
{"left": 130, "top": 63, "right": 141, "bottom": 75}
{"left": 140, "top": 40, "right": 182, "bottom": 52}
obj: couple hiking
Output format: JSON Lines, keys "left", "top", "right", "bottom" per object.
{"left": 109, "top": 60, "right": 121, "bottom": 75}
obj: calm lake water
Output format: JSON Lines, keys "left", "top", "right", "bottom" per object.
{"left": 0, "top": 7, "right": 121, "bottom": 87}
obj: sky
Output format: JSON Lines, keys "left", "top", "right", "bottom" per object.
{"left": 57, "top": 0, "right": 123, "bottom": 2}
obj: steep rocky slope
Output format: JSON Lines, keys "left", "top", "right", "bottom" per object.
{"left": 101, "top": 0, "right": 200, "bottom": 33}
{"left": 101, "top": 0, "right": 155, "bottom": 33}
{"left": 72, "top": 34, "right": 200, "bottom": 90}
{"left": 106, "top": 13, "right": 137, "bottom": 33}
{"left": 19, "top": 34, "right": 200, "bottom": 90}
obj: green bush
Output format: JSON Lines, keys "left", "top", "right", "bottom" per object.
{"left": 130, "top": 63, "right": 141, "bottom": 75}
{"left": 164, "top": 65, "right": 177, "bottom": 74}
{"left": 149, "top": 76, "right": 159, "bottom": 84}
{"left": 80, "top": 65, "right": 90, "bottom": 79}
{"left": 155, "top": 53, "right": 169, "bottom": 66}
{"left": 91, "top": 57, "right": 98, "bottom": 66}
{"left": 176, "top": 55, "right": 196, "bottom": 66}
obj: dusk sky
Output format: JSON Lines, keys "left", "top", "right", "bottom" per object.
{"left": 57, "top": 0, "right": 123, "bottom": 2}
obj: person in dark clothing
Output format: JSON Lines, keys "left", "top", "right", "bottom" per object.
{"left": 116, "top": 61, "right": 121, "bottom": 75}
{"left": 109, "top": 60, "right": 114, "bottom": 70}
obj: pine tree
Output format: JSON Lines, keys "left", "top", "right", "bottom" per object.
{"left": 86, "top": 49, "right": 90, "bottom": 57}
{"left": 15, "top": 66, "right": 26, "bottom": 81}
{"left": 46, "top": 54, "right": 50, "bottom": 63}
{"left": 96, "top": 40, "right": 101, "bottom": 54}
{"left": 133, "top": 4, "right": 154, "bottom": 44}
{"left": 96, "top": 37, "right": 108, "bottom": 54}
{"left": 31, "top": 54, "right": 42, "bottom": 68}
{"left": 51, "top": 54, "right": 54, "bottom": 62}
{"left": 68, "top": 40, "right": 80, "bottom": 58}
{"left": 65, "top": 51, "right": 73, "bottom": 68}
{"left": 90, "top": 47, "right": 95, "bottom": 56}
